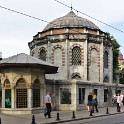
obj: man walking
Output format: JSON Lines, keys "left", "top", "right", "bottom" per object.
{"left": 44, "top": 92, "right": 52, "bottom": 118}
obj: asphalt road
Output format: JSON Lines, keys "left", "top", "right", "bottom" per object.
{"left": 65, "top": 113, "right": 124, "bottom": 124}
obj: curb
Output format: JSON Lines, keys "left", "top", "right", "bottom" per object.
{"left": 45, "top": 112, "right": 124, "bottom": 124}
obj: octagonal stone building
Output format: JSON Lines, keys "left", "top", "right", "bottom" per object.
{"left": 28, "top": 11, "right": 115, "bottom": 110}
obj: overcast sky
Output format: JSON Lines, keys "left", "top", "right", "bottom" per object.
{"left": 0, "top": 0, "right": 124, "bottom": 58}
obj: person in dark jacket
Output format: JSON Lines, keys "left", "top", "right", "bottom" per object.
{"left": 87, "top": 92, "right": 93, "bottom": 112}
{"left": 92, "top": 92, "right": 98, "bottom": 113}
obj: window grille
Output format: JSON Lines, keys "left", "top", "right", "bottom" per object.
{"left": 39, "top": 49, "right": 46, "bottom": 61}
{"left": 16, "top": 78, "right": 27, "bottom": 108}
{"left": 72, "top": 46, "right": 81, "bottom": 65}
{"left": 33, "top": 89, "right": 40, "bottom": 107}
{"left": 16, "top": 89, "right": 27, "bottom": 108}
{"left": 33, "top": 80, "right": 40, "bottom": 107}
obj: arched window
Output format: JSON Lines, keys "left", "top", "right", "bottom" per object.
{"left": 39, "top": 49, "right": 46, "bottom": 61}
{"left": 104, "top": 51, "right": 108, "bottom": 68}
{"left": 16, "top": 78, "right": 27, "bottom": 108}
{"left": 72, "top": 46, "right": 81, "bottom": 65}
{"left": 33, "top": 79, "right": 40, "bottom": 107}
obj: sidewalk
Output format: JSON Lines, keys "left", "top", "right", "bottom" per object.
{"left": 0, "top": 107, "right": 124, "bottom": 124}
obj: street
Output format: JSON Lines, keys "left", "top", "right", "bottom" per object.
{"left": 65, "top": 113, "right": 124, "bottom": 124}
{"left": 0, "top": 107, "right": 124, "bottom": 124}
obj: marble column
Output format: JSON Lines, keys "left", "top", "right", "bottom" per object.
{"left": 11, "top": 88, "right": 15, "bottom": 108}
{"left": 28, "top": 89, "right": 32, "bottom": 108}
{"left": 2, "top": 89, "right": 5, "bottom": 108}
{"left": 72, "top": 80, "right": 77, "bottom": 111}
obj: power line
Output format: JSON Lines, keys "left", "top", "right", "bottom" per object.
{"left": 0, "top": 4, "right": 124, "bottom": 49}
{"left": 0, "top": 5, "right": 49, "bottom": 24}
{"left": 54, "top": 0, "right": 124, "bottom": 34}
{"left": 0, "top": 4, "right": 124, "bottom": 35}
{"left": 0, "top": 5, "right": 83, "bottom": 34}
{"left": 0, "top": 4, "right": 124, "bottom": 53}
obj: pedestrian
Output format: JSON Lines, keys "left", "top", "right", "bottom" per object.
{"left": 44, "top": 91, "right": 53, "bottom": 118}
{"left": 92, "top": 92, "right": 98, "bottom": 113}
{"left": 116, "top": 92, "right": 123, "bottom": 112}
{"left": 120, "top": 92, "right": 124, "bottom": 106}
{"left": 87, "top": 92, "right": 93, "bottom": 112}
{"left": 112, "top": 94, "right": 117, "bottom": 107}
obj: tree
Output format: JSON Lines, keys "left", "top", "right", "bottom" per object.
{"left": 106, "top": 33, "right": 121, "bottom": 94}
{"left": 106, "top": 33, "right": 120, "bottom": 78}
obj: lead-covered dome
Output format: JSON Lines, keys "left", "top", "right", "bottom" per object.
{"left": 43, "top": 11, "right": 99, "bottom": 31}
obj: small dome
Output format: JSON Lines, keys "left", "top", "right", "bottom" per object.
{"left": 43, "top": 11, "right": 99, "bottom": 31}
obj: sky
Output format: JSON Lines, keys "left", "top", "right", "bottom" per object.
{"left": 0, "top": 0, "right": 124, "bottom": 58}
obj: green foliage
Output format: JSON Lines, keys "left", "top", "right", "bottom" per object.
{"left": 120, "top": 73, "right": 124, "bottom": 84}
{"left": 61, "top": 89, "right": 71, "bottom": 104}
{"left": 106, "top": 33, "right": 120, "bottom": 72}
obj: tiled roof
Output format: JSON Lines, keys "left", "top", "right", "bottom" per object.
{"left": 0, "top": 53, "right": 58, "bottom": 74}
{"left": 43, "top": 11, "right": 99, "bottom": 31}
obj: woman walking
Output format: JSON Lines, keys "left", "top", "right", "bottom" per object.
{"left": 87, "top": 92, "right": 93, "bottom": 112}
{"left": 92, "top": 92, "right": 98, "bottom": 113}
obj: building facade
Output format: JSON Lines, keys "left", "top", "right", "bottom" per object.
{"left": 0, "top": 53, "right": 58, "bottom": 114}
{"left": 28, "top": 11, "right": 121, "bottom": 111}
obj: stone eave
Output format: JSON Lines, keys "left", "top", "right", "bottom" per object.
{"left": 0, "top": 63, "right": 58, "bottom": 74}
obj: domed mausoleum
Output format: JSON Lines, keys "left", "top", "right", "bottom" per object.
{"left": 28, "top": 11, "right": 119, "bottom": 110}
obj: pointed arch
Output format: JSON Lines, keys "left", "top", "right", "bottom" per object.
{"left": 88, "top": 45, "right": 100, "bottom": 82}
{"left": 4, "top": 79, "right": 11, "bottom": 89}
{"left": 16, "top": 78, "right": 26, "bottom": 88}
{"left": 70, "top": 72, "right": 82, "bottom": 80}
{"left": 51, "top": 44, "right": 65, "bottom": 66}
{"left": 38, "top": 47, "right": 47, "bottom": 61}
{"left": 88, "top": 45, "right": 100, "bottom": 66}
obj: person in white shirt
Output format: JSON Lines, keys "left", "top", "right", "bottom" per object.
{"left": 116, "top": 92, "right": 123, "bottom": 112}
{"left": 44, "top": 92, "right": 53, "bottom": 118}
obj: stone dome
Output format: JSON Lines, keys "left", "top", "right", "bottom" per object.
{"left": 43, "top": 11, "right": 99, "bottom": 31}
